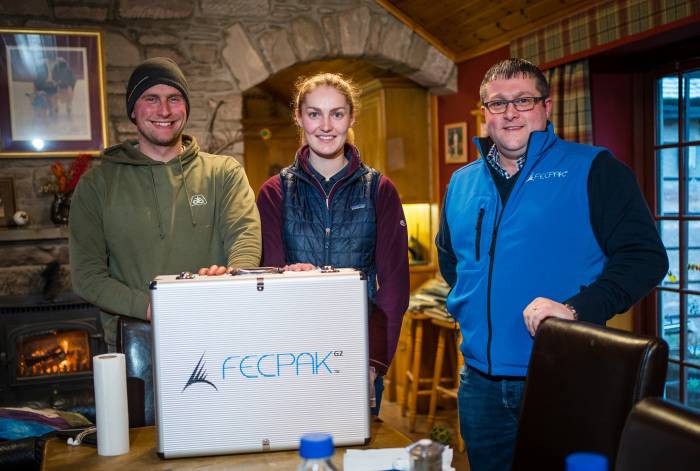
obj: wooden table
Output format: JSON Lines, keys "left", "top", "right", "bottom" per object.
{"left": 42, "top": 418, "right": 412, "bottom": 470}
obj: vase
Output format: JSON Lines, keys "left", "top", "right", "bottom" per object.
{"left": 50, "top": 192, "right": 71, "bottom": 225}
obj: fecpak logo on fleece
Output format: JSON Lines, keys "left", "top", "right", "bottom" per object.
{"left": 190, "top": 194, "right": 207, "bottom": 206}
{"left": 526, "top": 170, "right": 569, "bottom": 182}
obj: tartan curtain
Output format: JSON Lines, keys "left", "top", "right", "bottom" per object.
{"left": 545, "top": 60, "right": 592, "bottom": 144}
{"left": 508, "top": 0, "right": 700, "bottom": 145}
{"left": 510, "top": 0, "right": 700, "bottom": 67}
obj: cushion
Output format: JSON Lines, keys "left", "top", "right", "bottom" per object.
{"left": 0, "top": 407, "right": 92, "bottom": 441}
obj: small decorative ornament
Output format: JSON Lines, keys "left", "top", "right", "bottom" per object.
{"left": 13, "top": 210, "right": 29, "bottom": 226}
{"left": 260, "top": 128, "right": 271, "bottom": 140}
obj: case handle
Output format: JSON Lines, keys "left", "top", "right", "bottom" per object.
{"left": 230, "top": 267, "right": 284, "bottom": 276}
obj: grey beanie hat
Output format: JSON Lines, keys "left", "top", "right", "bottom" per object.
{"left": 125, "top": 57, "right": 190, "bottom": 122}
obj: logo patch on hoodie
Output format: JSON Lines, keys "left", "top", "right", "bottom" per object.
{"left": 190, "top": 194, "right": 208, "bottom": 206}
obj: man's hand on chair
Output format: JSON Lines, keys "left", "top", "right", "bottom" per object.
{"left": 523, "top": 297, "right": 576, "bottom": 336}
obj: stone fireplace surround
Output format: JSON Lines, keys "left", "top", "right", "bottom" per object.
{"left": 0, "top": 227, "right": 71, "bottom": 299}
{"left": 0, "top": 227, "right": 104, "bottom": 411}
{"left": 0, "top": 291, "right": 105, "bottom": 408}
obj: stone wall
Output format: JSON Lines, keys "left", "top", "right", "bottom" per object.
{"left": 0, "top": 0, "right": 456, "bottom": 296}
{"left": 0, "top": 231, "right": 72, "bottom": 298}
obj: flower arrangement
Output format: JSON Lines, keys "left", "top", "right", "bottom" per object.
{"left": 41, "top": 153, "right": 93, "bottom": 224}
{"left": 41, "top": 153, "right": 93, "bottom": 195}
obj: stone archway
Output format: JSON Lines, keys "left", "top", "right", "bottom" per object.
{"left": 221, "top": 4, "right": 456, "bottom": 108}
{"left": 209, "top": 4, "right": 456, "bottom": 164}
{"left": 99, "top": 1, "right": 456, "bottom": 158}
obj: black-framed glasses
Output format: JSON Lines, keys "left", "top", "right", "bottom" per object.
{"left": 483, "top": 96, "right": 547, "bottom": 114}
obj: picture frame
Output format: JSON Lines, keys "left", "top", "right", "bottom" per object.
{"left": 0, "top": 178, "right": 16, "bottom": 227}
{"left": 444, "top": 121, "right": 467, "bottom": 164}
{"left": 471, "top": 105, "right": 487, "bottom": 138}
{"left": 0, "top": 28, "right": 107, "bottom": 158}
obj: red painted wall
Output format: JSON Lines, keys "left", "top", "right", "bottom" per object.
{"left": 438, "top": 48, "right": 637, "bottom": 197}
{"left": 590, "top": 72, "right": 634, "bottom": 168}
{"left": 437, "top": 47, "right": 509, "bottom": 200}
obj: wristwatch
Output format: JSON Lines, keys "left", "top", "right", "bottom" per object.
{"left": 564, "top": 303, "right": 578, "bottom": 320}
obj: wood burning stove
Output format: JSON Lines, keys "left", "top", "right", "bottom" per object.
{"left": 16, "top": 328, "right": 92, "bottom": 378}
{"left": 0, "top": 293, "right": 106, "bottom": 406}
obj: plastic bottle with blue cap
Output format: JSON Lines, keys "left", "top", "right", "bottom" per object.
{"left": 297, "top": 432, "right": 339, "bottom": 471}
{"left": 566, "top": 452, "right": 608, "bottom": 471}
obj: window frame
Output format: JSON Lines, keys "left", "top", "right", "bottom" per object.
{"left": 651, "top": 58, "right": 700, "bottom": 407}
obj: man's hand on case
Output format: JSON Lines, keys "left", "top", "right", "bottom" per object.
{"left": 283, "top": 263, "right": 316, "bottom": 271}
{"left": 197, "top": 265, "right": 231, "bottom": 276}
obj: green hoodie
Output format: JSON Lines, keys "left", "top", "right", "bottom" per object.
{"left": 69, "top": 135, "right": 261, "bottom": 347}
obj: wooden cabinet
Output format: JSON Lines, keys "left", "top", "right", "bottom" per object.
{"left": 243, "top": 118, "right": 299, "bottom": 195}
{"left": 353, "top": 78, "right": 432, "bottom": 203}
{"left": 354, "top": 78, "right": 438, "bottom": 291}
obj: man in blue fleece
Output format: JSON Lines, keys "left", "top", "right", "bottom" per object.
{"left": 436, "top": 58, "right": 667, "bottom": 471}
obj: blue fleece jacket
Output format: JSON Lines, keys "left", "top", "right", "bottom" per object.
{"left": 443, "top": 123, "right": 607, "bottom": 376}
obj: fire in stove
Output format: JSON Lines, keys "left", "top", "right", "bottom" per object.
{"left": 16, "top": 330, "right": 91, "bottom": 378}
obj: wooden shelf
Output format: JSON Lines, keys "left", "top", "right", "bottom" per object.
{"left": 0, "top": 226, "right": 68, "bottom": 242}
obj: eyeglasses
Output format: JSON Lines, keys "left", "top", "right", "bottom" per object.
{"left": 483, "top": 96, "right": 547, "bottom": 114}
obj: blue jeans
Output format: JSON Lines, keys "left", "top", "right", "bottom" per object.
{"left": 458, "top": 364, "right": 525, "bottom": 471}
{"left": 370, "top": 375, "right": 385, "bottom": 416}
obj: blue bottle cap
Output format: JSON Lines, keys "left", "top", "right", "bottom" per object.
{"left": 299, "top": 432, "right": 334, "bottom": 459}
{"left": 566, "top": 452, "right": 608, "bottom": 471}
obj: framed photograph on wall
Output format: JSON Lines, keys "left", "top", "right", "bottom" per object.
{"left": 0, "top": 28, "right": 107, "bottom": 158}
{"left": 444, "top": 121, "right": 467, "bottom": 164}
{"left": 0, "top": 178, "right": 16, "bottom": 227}
{"left": 471, "top": 105, "right": 486, "bottom": 138}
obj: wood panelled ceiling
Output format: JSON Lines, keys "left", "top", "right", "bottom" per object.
{"left": 251, "top": 1, "right": 603, "bottom": 108}
{"left": 377, "top": 0, "right": 600, "bottom": 62}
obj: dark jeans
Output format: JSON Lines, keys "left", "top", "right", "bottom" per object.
{"left": 458, "top": 364, "right": 526, "bottom": 471}
{"left": 370, "top": 375, "right": 385, "bottom": 416}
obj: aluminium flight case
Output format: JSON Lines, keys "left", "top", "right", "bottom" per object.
{"left": 149, "top": 267, "right": 370, "bottom": 458}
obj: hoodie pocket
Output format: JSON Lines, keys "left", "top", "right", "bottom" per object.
{"left": 475, "top": 207, "right": 485, "bottom": 261}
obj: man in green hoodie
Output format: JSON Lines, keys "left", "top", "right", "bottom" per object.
{"left": 69, "top": 58, "right": 262, "bottom": 350}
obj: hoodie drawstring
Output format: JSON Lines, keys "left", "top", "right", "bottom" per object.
{"left": 178, "top": 153, "right": 196, "bottom": 227}
{"left": 149, "top": 166, "right": 166, "bottom": 239}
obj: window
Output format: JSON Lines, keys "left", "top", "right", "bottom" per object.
{"left": 656, "top": 68, "right": 700, "bottom": 408}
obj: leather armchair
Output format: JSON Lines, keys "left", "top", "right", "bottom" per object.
{"left": 512, "top": 318, "right": 668, "bottom": 471}
{"left": 616, "top": 397, "right": 700, "bottom": 471}
{"left": 117, "top": 316, "right": 154, "bottom": 427}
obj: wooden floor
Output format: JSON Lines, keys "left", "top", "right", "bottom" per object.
{"left": 379, "top": 398, "right": 469, "bottom": 471}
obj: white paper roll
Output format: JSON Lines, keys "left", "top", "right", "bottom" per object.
{"left": 93, "top": 353, "right": 130, "bottom": 456}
